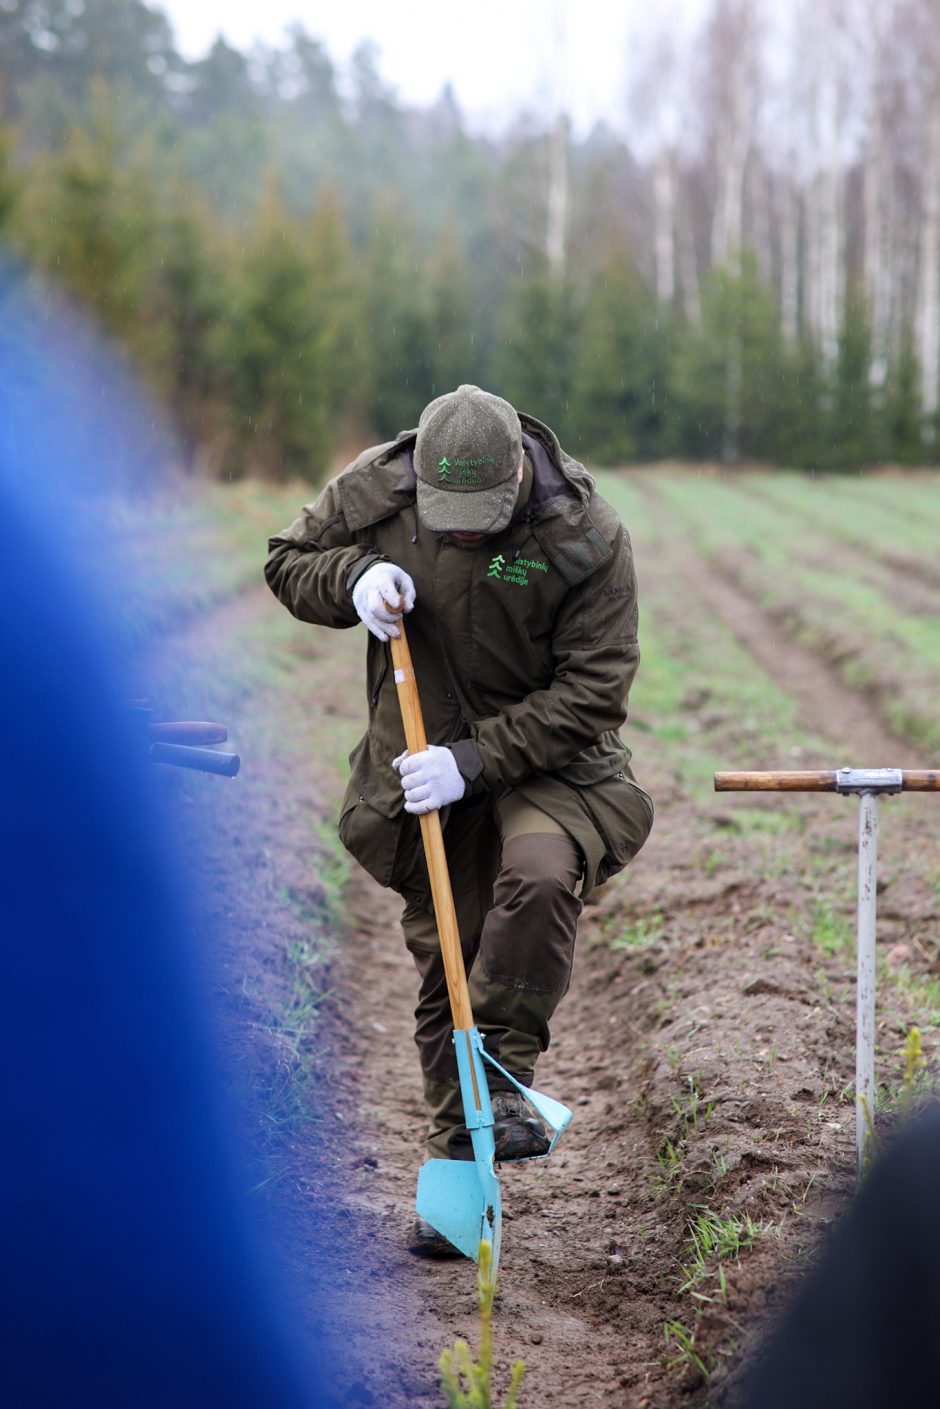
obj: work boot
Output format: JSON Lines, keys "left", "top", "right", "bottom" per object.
{"left": 409, "top": 1215, "right": 466, "bottom": 1260}
{"left": 492, "top": 1089, "right": 551, "bottom": 1161}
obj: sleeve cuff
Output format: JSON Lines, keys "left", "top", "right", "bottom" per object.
{"left": 449, "top": 739, "right": 488, "bottom": 795}
{"left": 344, "top": 552, "right": 387, "bottom": 595}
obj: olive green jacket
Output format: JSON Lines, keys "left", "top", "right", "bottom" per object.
{"left": 265, "top": 412, "right": 652, "bottom": 900}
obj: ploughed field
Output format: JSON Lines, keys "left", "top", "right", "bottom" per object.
{"left": 113, "top": 469, "right": 940, "bottom": 1408}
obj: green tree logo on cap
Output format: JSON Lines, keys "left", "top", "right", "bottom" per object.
{"left": 438, "top": 456, "right": 452, "bottom": 482}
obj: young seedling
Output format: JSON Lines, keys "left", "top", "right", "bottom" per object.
{"left": 440, "top": 1240, "right": 526, "bottom": 1409}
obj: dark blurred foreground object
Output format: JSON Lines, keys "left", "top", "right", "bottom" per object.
{"left": 128, "top": 703, "right": 242, "bottom": 777}
{"left": 738, "top": 1107, "right": 940, "bottom": 1409}
{"left": 0, "top": 365, "right": 328, "bottom": 1405}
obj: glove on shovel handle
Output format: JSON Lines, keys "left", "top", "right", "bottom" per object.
{"left": 388, "top": 617, "right": 475, "bottom": 1036}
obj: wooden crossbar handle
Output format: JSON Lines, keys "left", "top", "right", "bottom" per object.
{"left": 715, "top": 770, "right": 940, "bottom": 792}
{"left": 149, "top": 721, "right": 228, "bottom": 745}
{"left": 388, "top": 619, "right": 475, "bottom": 1034}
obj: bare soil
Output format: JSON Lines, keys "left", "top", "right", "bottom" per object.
{"left": 141, "top": 504, "right": 940, "bottom": 1409}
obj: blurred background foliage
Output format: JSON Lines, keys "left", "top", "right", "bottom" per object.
{"left": 2, "top": 0, "right": 939, "bottom": 483}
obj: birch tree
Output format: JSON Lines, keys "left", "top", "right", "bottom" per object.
{"left": 861, "top": 0, "right": 895, "bottom": 385}
{"left": 914, "top": 6, "right": 940, "bottom": 432}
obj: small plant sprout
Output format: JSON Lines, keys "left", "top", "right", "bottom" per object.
{"left": 663, "top": 1318, "right": 708, "bottom": 1379}
{"left": 671, "top": 1073, "right": 714, "bottom": 1135}
{"left": 710, "top": 1149, "right": 729, "bottom": 1184}
{"left": 439, "top": 1240, "right": 525, "bottom": 1409}
{"left": 899, "top": 1027, "right": 927, "bottom": 1124}
{"left": 610, "top": 913, "right": 664, "bottom": 950}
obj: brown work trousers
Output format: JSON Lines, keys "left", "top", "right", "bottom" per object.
{"left": 401, "top": 791, "right": 582, "bottom": 1158}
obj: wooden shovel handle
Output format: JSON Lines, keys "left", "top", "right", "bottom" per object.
{"left": 715, "top": 769, "right": 940, "bottom": 792}
{"left": 389, "top": 619, "right": 475, "bottom": 1033}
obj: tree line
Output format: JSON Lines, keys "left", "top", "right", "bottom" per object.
{"left": 1, "top": 0, "right": 936, "bottom": 483}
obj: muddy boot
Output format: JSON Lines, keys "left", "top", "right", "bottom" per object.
{"left": 409, "top": 1215, "right": 467, "bottom": 1260}
{"left": 491, "top": 1089, "right": 551, "bottom": 1161}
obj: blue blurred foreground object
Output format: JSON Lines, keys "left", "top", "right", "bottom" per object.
{"left": 0, "top": 267, "right": 329, "bottom": 1408}
{"left": 738, "top": 1107, "right": 940, "bottom": 1409}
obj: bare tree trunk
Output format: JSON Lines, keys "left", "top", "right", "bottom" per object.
{"left": 654, "top": 145, "right": 676, "bottom": 304}
{"left": 818, "top": 159, "right": 845, "bottom": 365}
{"left": 862, "top": 0, "right": 894, "bottom": 387}
{"left": 704, "top": 0, "right": 763, "bottom": 461}
{"left": 777, "top": 174, "right": 800, "bottom": 343}
{"left": 711, "top": 37, "right": 752, "bottom": 268}
{"left": 917, "top": 85, "right": 940, "bottom": 428}
{"left": 798, "top": 0, "right": 851, "bottom": 367}
{"left": 677, "top": 183, "right": 701, "bottom": 322}
{"left": 752, "top": 163, "right": 774, "bottom": 290}
{"left": 545, "top": 110, "right": 568, "bottom": 276}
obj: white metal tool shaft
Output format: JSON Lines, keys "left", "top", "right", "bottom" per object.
{"left": 713, "top": 767, "right": 940, "bottom": 1172}
{"left": 856, "top": 792, "right": 878, "bottom": 1169}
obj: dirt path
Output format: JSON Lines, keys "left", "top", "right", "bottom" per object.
{"left": 633, "top": 477, "right": 915, "bottom": 767}
{"left": 144, "top": 512, "right": 940, "bottom": 1409}
{"left": 732, "top": 475, "right": 940, "bottom": 597}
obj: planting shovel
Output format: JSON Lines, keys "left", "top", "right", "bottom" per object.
{"left": 715, "top": 767, "right": 940, "bottom": 1170}
{"left": 388, "top": 614, "right": 571, "bottom": 1269}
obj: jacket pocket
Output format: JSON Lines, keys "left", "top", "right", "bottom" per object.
{"left": 338, "top": 784, "right": 403, "bottom": 888}
{"left": 337, "top": 780, "right": 430, "bottom": 903}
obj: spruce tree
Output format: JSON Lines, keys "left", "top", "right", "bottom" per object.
{"left": 140, "top": 184, "right": 231, "bottom": 472}
{"left": 569, "top": 253, "right": 666, "bottom": 464}
{"left": 426, "top": 224, "right": 478, "bottom": 398}
{"left": 359, "top": 197, "right": 434, "bottom": 439}
{"left": 884, "top": 331, "right": 924, "bottom": 466}
{"left": 495, "top": 258, "right": 576, "bottom": 438}
{"left": 825, "top": 291, "right": 877, "bottom": 469}
{"left": 23, "top": 84, "right": 152, "bottom": 340}
{"left": 672, "top": 254, "right": 787, "bottom": 463}
{"left": 225, "top": 182, "right": 330, "bottom": 481}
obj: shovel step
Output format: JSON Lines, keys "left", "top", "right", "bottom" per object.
{"left": 480, "top": 1047, "right": 573, "bottom": 1159}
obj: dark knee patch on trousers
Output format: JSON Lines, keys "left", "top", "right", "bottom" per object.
{"left": 475, "top": 832, "right": 582, "bottom": 994}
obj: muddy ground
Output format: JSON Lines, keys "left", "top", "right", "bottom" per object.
{"left": 136, "top": 472, "right": 940, "bottom": 1408}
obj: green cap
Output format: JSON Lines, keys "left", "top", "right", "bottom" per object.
{"left": 414, "top": 384, "right": 522, "bottom": 534}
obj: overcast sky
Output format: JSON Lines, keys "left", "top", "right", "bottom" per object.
{"left": 160, "top": 0, "right": 710, "bottom": 136}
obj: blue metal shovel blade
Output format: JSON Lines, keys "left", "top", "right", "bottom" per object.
{"left": 415, "top": 1026, "right": 502, "bottom": 1269}
{"left": 416, "top": 1155, "right": 501, "bottom": 1263}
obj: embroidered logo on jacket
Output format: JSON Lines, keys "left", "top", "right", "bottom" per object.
{"left": 485, "top": 554, "right": 549, "bottom": 587}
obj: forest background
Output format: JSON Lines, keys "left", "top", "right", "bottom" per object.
{"left": 2, "top": 0, "right": 940, "bottom": 485}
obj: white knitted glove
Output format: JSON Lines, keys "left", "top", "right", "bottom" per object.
{"left": 351, "top": 561, "right": 416, "bottom": 641}
{"left": 393, "top": 746, "right": 466, "bottom": 815}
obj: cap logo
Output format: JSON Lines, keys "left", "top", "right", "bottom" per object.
{"left": 435, "top": 453, "right": 496, "bottom": 487}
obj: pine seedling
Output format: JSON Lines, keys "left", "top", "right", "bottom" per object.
{"left": 439, "top": 1241, "right": 526, "bottom": 1409}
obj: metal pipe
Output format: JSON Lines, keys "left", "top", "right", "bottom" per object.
{"left": 856, "top": 792, "right": 878, "bottom": 1170}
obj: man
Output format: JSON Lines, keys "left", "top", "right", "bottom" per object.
{"left": 266, "top": 384, "right": 653, "bottom": 1254}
